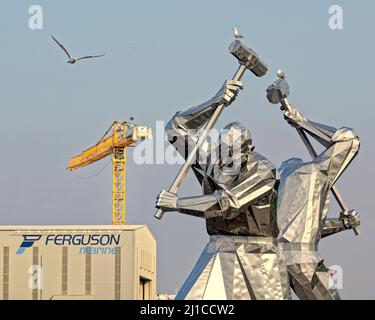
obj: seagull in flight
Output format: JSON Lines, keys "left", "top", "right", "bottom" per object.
{"left": 51, "top": 35, "right": 105, "bottom": 64}
{"left": 233, "top": 27, "right": 244, "bottom": 39}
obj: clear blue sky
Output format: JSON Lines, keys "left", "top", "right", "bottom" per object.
{"left": 1, "top": 0, "right": 374, "bottom": 298}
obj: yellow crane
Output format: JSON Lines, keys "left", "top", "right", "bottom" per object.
{"left": 67, "top": 120, "right": 152, "bottom": 225}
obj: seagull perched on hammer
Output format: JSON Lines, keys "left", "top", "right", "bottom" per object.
{"left": 233, "top": 27, "right": 243, "bottom": 38}
{"left": 51, "top": 35, "right": 105, "bottom": 64}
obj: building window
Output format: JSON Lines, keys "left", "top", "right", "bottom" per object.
{"left": 3, "top": 247, "right": 9, "bottom": 300}
{"left": 85, "top": 250, "right": 92, "bottom": 296}
{"left": 61, "top": 247, "right": 68, "bottom": 295}
{"left": 32, "top": 247, "right": 39, "bottom": 300}
{"left": 139, "top": 277, "right": 151, "bottom": 300}
{"left": 114, "top": 247, "right": 121, "bottom": 300}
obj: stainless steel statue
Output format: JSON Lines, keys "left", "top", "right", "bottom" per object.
{"left": 266, "top": 71, "right": 361, "bottom": 300}
{"left": 156, "top": 41, "right": 292, "bottom": 300}
{"left": 155, "top": 37, "right": 360, "bottom": 300}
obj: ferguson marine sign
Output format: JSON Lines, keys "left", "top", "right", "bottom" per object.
{"left": 17, "top": 233, "right": 121, "bottom": 255}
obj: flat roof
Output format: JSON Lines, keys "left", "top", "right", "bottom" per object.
{"left": 0, "top": 225, "right": 148, "bottom": 232}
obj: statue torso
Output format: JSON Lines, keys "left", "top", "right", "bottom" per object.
{"left": 277, "top": 158, "right": 330, "bottom": 244}
{"left": 193, "top": 152, "right": 279, "bottom": 237}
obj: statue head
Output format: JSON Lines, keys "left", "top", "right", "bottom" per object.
{"left": 218, "top": 122, "right": 254, "bottom": 171}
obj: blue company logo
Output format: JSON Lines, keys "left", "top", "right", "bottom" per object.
{"left": 16, "top": 235, "right": 42, "bottom": 254}
{"left": 16, "top": 234, "right": 121, "bottom": 255}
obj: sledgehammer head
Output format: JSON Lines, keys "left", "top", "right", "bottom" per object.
{"left": 229, "top": 40, "right": 268, "bottom": 77}
{"left": 266, "top": 70, "right": 290, "bottom": 104}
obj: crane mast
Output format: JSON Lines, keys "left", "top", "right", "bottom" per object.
{"left": 112, "top": 122, "right": 127, "bottom": 225}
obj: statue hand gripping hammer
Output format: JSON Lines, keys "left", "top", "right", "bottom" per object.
{"left": 155, "top": 40, "right": 268, "bottom": 220}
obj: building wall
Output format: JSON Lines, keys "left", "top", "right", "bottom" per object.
{"left": 135, "top": 227, "right": 157, "bottom": 300}
{"left": 0, "top": 225, "right": 156, "bottom": 300}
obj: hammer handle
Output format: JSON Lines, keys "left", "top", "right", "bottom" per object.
{"left": 154, "top": 64, "right": 247, "bottom": 220}
{"left": 282, "top": 98, "right": 360, "bottom": 235}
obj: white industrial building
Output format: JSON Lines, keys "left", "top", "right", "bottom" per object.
{"left": 0, "top": 225, "right": 156, "bottom": 300}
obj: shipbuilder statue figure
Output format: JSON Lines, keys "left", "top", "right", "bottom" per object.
{"left": 266, "top": 71, "right": 361, "bottom": 300}
{"left": 156, "top": 73, "right": 292, "bottom": 300}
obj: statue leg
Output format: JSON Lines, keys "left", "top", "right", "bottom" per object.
{"left": 288, "top": 261, "right": 341, "bottom": 300}
{"left": 177, "top": 237, "right": 292, "bottom": 300}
